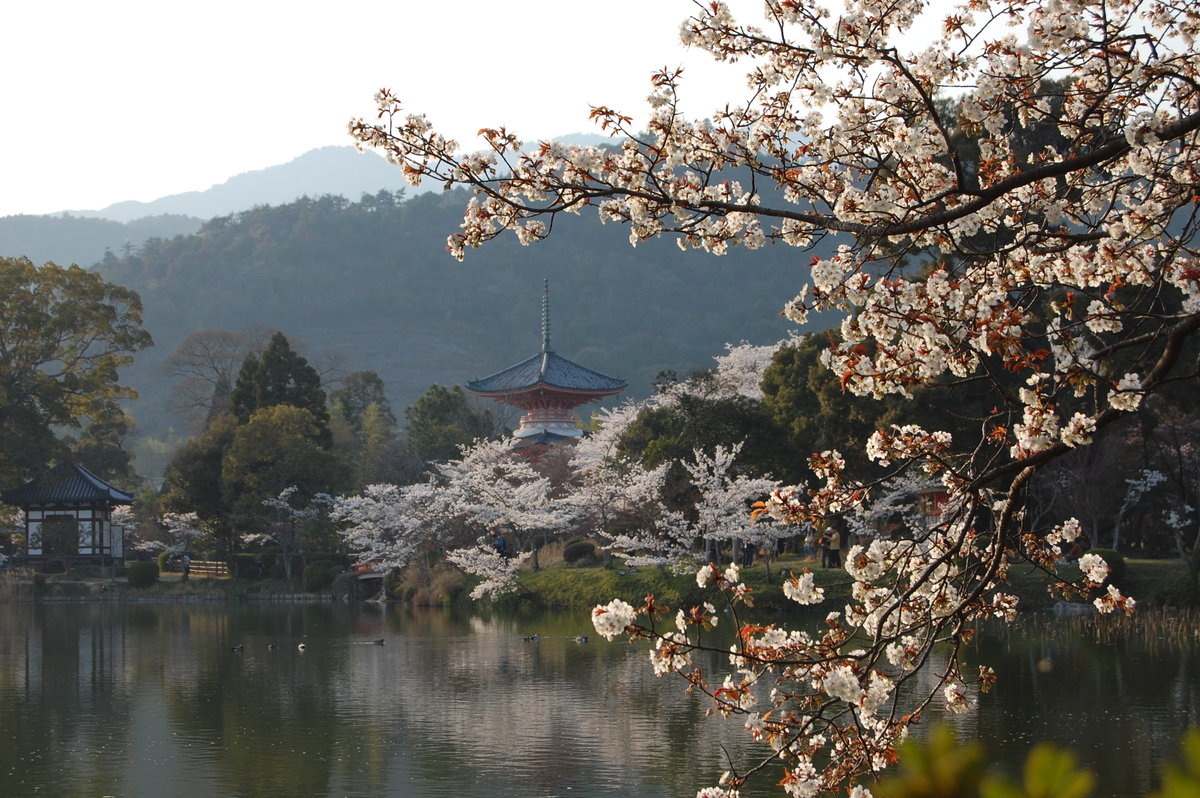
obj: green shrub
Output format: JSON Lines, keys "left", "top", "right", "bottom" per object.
{"left": 563, "top": 539, "right": 598, "bottom": 565}
{"left": 1090, "top": 547, "right": 1127, "bottom": 584}
{"left": 306, "top": 552, "right": 348, "bottom": 567}
{"left": 233, "top": 553, "right": 258, "bottom": 578}
{"left": 383, "top": 568, "right": 404, "bottom": 597}
{"left": 302, "top": 559, "right": 340, "bottom": 592}
{"left": 126, "top": 561, "right": 160, "bottom": 588}
{"left": 332, "top": 572, "right": 360, "bottom": 601}
{"left": 156, "top": 551, "right": 176, "bottom": 573}
{"left": 871, "top": 724, "right": 1200, "bottom": 798}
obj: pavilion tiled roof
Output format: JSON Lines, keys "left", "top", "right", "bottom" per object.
{"left": 467, "top": 350, "right": 627, "bottom": 396}
{"left": 2, "top": 462, "right": 134, "bottom": 507}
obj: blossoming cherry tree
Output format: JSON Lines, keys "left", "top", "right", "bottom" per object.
{"left": 351, "top": 0, "right": 1195, "bottom": 793}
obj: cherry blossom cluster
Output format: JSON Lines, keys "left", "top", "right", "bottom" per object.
{"left": 751, "top": 449, "right": 867, "bottom": 530}
{"left": 591, "top": 598, "right": 638, "bottom": 640}
{"left": 342, "top": 0, "right": 1200, "bottom": 791}
{"left": 1043, "top": 517, "right": 1083, "bottom": 548}
{"left": 158, "top": 511, "right": 203, "bottom": 554}
{"left": 444, "top": 545, "right": 532, "bottom": 600}
{"left": 710, "top": 339, "right": 791, "bottom": 400}
{"left": 436, "top": 438, "right": 573, "bottom": 534}
{"left": 329, "top": 481, "right": 442, "bottom": 572}
{"left": 865, "top": 426, "right": 953, "bottom": 469}
{"left": 581, "top": 436, "right": 787, "bottom": 572}
{"left": 566, "top": 405, "right": 688, "bottom": 568}
{"left": 593, "top": 504, "right": 1047, "bottom": 795}
{"left": 583, "top": 406, "right": 1138, "bottom": 797}
{"left": 327, "top": 437, "right": 578, "bottom": 597}
{"left": 1078, "top": 552, "right": 1111, "bottom": 585}
{"left": 686, "top": 444, "right": 784, "bottom": 550}
{"left": 592, "top": 554, "right": 922, "bottom": 796}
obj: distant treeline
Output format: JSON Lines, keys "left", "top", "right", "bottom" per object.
{"left": 91, "top": 188, "right": 839, "bottom": 446}
{"left": 0, "top": 212, "right": 202, "bottom": 270}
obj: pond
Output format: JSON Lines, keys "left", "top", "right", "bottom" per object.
{"left": 0, "top": 602, "right": 1195, "bottom": 798}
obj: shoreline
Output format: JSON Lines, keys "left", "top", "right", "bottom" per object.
{"left": 3, "top": 555, "right": 1195, "bottom": 611}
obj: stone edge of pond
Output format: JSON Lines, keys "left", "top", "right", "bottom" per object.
{"left": 4, "top": 593, "right": 338, "bottom": 604}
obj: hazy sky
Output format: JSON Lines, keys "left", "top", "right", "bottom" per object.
{"left": 0, "top": 0, "right": 752, "bottom": 218}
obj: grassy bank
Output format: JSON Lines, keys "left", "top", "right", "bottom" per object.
{"left": 506, "top": 558, "right": 847, "bottom": 614}
{"left": 0, "top": 570, "right": 336, "bottom": 602}
{"left": 503, "top": 554, "right": 1199, "bottom": 615}
{"left": 4, "top": 553, "right": 1196, "bottom": 612}
{"left": 1001, "top": 556, "right": 1199, "bottom": 610}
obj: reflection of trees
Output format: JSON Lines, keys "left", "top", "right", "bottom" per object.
{"left": 333, "top": 607, "right": 769, "bottom": 797}
{"left": 960, "top": 612, "right": 1200, "bottom": 794}
{"left": 1, "top": 605, "right": 1194, "bottom": 797}
{"left": 157, "top": 604, "right": 360, "bottom": 797}
{"left": 0, "top": 605, "right": 132, "bottom": 798}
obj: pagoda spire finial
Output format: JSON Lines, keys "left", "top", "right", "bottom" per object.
{"left": 541, "top": 278, "right": 553, "bottom": 353}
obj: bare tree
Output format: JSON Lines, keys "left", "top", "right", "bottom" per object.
{"left": 162, "top": 329, "right": 253, "bottom": 429}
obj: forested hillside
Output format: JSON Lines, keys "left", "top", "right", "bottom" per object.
{"left": 0, "top": 213, "right": 202, "bottom": 269}
{"left": 96, "top": 187, "right": 837, "bottom": 467}
{"left": 0, "top": 147, "right": 416, "bottom": 266}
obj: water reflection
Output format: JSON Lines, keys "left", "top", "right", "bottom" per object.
{"left": 0, "top": 604, "right": 1195, "bottom": 798}
{"left": 949, "top": 611, "right": 1200, "bottom": 797}
{"left": 0, "top": 604, "right": 762, "bottom": 798}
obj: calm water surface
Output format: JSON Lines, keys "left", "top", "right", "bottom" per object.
{"left": 0, "top": 602, "right": 1195, "bottom": 797}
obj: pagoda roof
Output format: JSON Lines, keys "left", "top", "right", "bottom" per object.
{"left": 467, "top": 350, "right": 626, "bottom": 397}
{"left": 2, "top": 462, "right": 134, "bottom": 507}
{"left": 468, "top": 281, "right": 626, "bottom": 399}
{"left": 513, "top": 429, "right": 580, "bottom": 448}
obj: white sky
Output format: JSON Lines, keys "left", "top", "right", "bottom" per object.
{"left": 0, "top": 0, "right": 755, "bottom": 218}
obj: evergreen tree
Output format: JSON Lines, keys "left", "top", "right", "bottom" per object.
{"left": 229, "top": 332, "right": 330, "bottom": 446}
{"left": 327, "top": 370, "right": 418, "bottom": 488}
{"left": 402, "top": 384, "right": 497, "bottom": 464}
{"left": 67, "top": 410, "right": 140, "bottom": 485}
{"left": 330, "top": 370, "right": 395, "bottom": 440}
{"left": 357, "top": 401, "right": 418, "bottom": 486}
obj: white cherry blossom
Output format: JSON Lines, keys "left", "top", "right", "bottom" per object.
{"left": 347, "top": 0, "right": 1195, "bottom": 791}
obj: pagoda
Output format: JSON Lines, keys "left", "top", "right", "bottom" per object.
{"left": 467, "top": 283, "right": 626, "bottom": 443}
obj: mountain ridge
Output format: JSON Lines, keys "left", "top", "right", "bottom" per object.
{"left": 60, "top": 146, "right": 415, "bottom": 223}
{"left": 0, "top": 137, "right": 613, "bottom": 269}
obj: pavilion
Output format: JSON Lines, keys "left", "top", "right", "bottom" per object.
{"left": 2, "top": 462, "right": 131, "bottom": 572}
{"left": 467, "top": 283, "right": 626, "bottom": 444}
